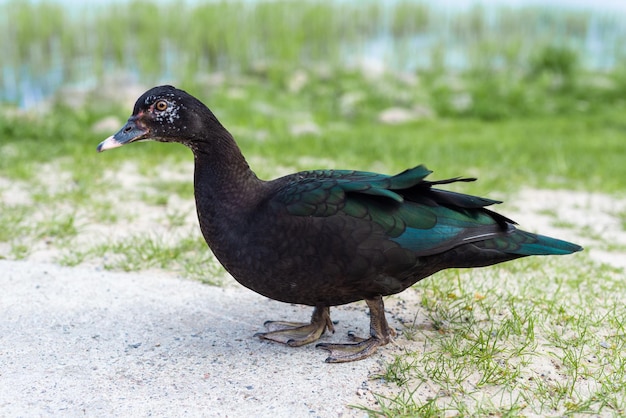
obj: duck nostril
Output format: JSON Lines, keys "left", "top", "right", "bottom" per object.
{"left": 124, "top": 125, "right": 132, "bottom": 133}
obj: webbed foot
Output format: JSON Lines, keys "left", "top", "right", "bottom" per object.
{"left": 255, "top": 305, "right": 333, "bottom": 347}
{"left": 316, "top": 296, "right": 394, "bottom": 363}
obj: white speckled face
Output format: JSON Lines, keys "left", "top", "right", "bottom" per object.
{"left": 145, "top": 93, "right": 187, "bottom": 126}
{"left": 122, "top": 85, "right": 200, "bottom": 144}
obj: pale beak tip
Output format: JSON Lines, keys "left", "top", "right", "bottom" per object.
{"left": 97, "top": 135, "right": 123, "bottom": 152}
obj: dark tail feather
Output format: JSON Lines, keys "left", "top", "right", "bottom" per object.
{"left": 513, "top": 231, "right": 582, "bottom": 256}
{"left": 478, "top": 229, "right": 582, "bottom": 257}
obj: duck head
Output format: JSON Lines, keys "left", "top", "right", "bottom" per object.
{"left": 97, "top": 85, "right": 220, "bottom": 152}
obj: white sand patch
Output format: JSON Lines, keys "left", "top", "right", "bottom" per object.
{"left": 0, "top": 176, "right": 33, "bottom": 206}
{"left": 0, "top": 260, "right": 391, "bottom": 416}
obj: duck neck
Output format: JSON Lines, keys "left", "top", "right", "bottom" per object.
{"left": 191, "top": 132, "right": 263, "bottom": 246}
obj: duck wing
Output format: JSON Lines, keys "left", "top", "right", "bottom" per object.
{"left": 270, "top": 164, "right": 580, "bottom": 257}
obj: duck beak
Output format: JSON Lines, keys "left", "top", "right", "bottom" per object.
{"left": 97, "top": 117, "right": 149, "bottom": 152}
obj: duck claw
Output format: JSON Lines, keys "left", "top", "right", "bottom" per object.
{"left": 261, "top": 320, "right": 309, "bottom": 333}
{"left": 255, "top": 306, "right": 333, "bottom": 347}
{"left": 317, "top": 337, "right": 385, "bottom": 363}
{"left": 255, "top": 322, "right": 325, "bottom": 347}
{"left": 317, "top": 295, "right": 395, "bottom": 362}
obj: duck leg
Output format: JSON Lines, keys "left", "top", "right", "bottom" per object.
{"left": 255, "top": 305, "right": 334, "bottom": 347}
{"left": 316, "top": 295, "right": 395, "bottom": 363}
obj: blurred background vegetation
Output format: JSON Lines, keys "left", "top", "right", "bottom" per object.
{"left": 2, "top": 0, "right": 626, "bottom": 118}
{"left": 1, "top": 0, "right": 625, "bottom": 195}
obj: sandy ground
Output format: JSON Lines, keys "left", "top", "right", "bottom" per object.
{"left": 2, "top": 158, "right": 625, "bottom": 416}
{"left": 1, "top": 259, "right": 401, "bottom": 417}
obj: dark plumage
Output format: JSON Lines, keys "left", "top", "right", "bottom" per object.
{"left": 98, "top": 85, "right": 582, "bottom": 362}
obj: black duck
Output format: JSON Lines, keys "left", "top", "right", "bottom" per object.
{"left": 97, "top": 85, "right": 582, "bottom": 363}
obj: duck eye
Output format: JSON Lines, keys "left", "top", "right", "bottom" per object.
{"left": 155, "top": 100, "right": 168, "bottom": 111}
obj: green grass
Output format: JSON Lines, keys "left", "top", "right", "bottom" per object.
{"left": 2, "top": 68, "right": 625, "bottom": 192}
{"left": 617, "top": 210, "right": 626, "bottom": 231}
{"left": 355, "top": 260, "right": 626, "bottom": 416}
